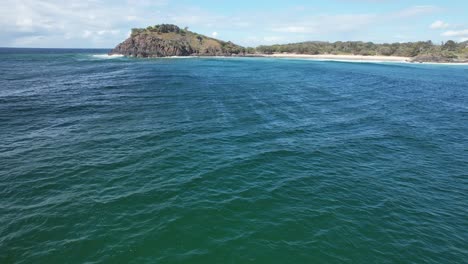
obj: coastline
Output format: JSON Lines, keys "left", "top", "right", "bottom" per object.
{"left": 98, "top": 53, "right": 468, "bottom": 65}
{"left": 253, "top": 53, "right": 468, "bottom": 65}
{"left": 108, "top": 24, "right": 468, "bottom": 64}
{"left": 105, "top": 52, "right": 468, "bottom": 65}
{"left": 262, "top": 53, "right": 411, "bottom": 62}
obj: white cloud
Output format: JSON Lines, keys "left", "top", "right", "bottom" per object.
{"left": 394, "top": 5, "right": 440, "bottom": 18}
{"left": 263, "top": 36, "right": 284, "bottom": 42}
{"left": 82, "top": 30, "right": 92, "bottom": 39}
{"left": 125, "top": 16, "right": 138, "bottom": 22}
{"left": 12, "top": 35, "right": 46, "bottom": 46}
{"left": 430, "top": 20, "right": 450, "bottom": 30}
{"left": 271, "top": 13, "right": 376, "bottom": 36}
{"left": 273, "top": 26, "right": 314, "bottom": 33}
{"left": 97, "top": 30, "right": 120, "bottom": 36}
{"left": 0, "top": 0, "right": 168, "bottom": 47}
{"left": 441, "top": 29, "right": 468, "bottom": 37}
{"left": 0, "top": 1, "right": 455, "bottom": 48}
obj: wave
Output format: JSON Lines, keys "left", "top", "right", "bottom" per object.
{"left": 412, "top": 61, "right": 468, "bottom": 66}
{"left": 269, "top": 57, "right": 468, "bottom": 67}
{"left": 169, "top": 56, "right": 196, "bottom": 59}
{"left": 91, "top": 54, "right": 124, "bottom": 59}
{"left": 270, "top": 57, "right": 409, "bottom": 64}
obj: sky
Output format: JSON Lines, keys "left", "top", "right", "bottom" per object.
{"left": 1, "top": 0, "right": 467, "bottom": 48}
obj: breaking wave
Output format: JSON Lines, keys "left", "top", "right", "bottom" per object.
{"left": 92, "top": 54, "right": 124, "bottom": 59}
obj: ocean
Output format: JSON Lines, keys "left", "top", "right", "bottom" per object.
{"left": 1, "top": 48, "right": 467, "bottom": 263}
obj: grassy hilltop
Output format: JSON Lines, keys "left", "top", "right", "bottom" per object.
{"left": 110, "top": 24, "right": 245, "bottom": 57}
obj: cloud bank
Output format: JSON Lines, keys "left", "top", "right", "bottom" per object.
{"left": 0, "top": 0, "right": 462, "bottom": 48}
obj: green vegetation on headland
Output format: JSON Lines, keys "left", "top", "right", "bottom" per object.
{"left": 110, "top": 24, "right": 244, "bottom": 57}
{"left": 110, "top": 24, "right": 468, "bottom": 63}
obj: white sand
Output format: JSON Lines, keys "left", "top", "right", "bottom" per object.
{"left": 264, "top": 53, "right": 410, "bottom": 62}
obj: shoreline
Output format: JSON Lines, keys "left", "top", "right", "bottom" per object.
{"left": 257, "top": 53, "right": 468, "bottom": 65}
{"left": 102, "top": 53, "right": 468, "bottom": 65}
{"left": 261, "top": 53, "right": 410, "bottom": 62}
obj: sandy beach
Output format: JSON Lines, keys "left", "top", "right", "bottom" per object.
{"left": 264, "top": 53, "right": 411, "bottom": 62}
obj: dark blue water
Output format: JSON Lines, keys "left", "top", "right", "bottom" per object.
{"left": 1, "top": 48, "right": 467, "bottom": 263}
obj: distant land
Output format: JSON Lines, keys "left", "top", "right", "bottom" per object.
{"left": 110, "top": 24, "right": 244, "bottom": 57}
{"left": 110, "top": 24, "right": 468, "bottom": 63}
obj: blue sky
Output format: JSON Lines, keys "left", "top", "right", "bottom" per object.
{"left": 1, "top": 0, "right": 467, "bottom": 48}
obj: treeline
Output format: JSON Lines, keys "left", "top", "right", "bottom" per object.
{"left": 132, "top": 24, "right": 188, "bottom": 36}
{"left": 255, "top": 40, "right": 468, "bottom": 58}
{"left": 126, "top": 24, "right": 468, "bottom": 60}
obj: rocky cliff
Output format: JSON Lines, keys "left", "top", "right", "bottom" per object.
{"left": 109, "top": 24, "right": 246, "bottom": 57}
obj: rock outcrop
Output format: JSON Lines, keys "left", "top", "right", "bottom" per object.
{"left": 410, "top": 54, "right": 468, "bottom": 63}
{"left": 109, "top": 24, "right": 246, "bottom": 58}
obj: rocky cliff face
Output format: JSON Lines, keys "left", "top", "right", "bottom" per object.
{"left": 109, "top": 24, "right": 246, "bottom": 57}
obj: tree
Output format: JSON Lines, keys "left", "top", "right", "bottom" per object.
{"left": 443, "top": 40, "right": 457, "bottom": 51}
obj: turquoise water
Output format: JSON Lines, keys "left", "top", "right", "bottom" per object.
{"left": 1, "top": 48, "right": 467, "bottom": 263}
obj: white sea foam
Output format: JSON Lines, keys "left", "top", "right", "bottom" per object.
{"left": 92, "top": 54, "right": 124, "bottom": 59}
{"left": 89, "top": 54, "right": 468, "bottom": 66}
{"left": 168, "top": 56, "right": 196, "bottom": 59}
{"left": 270, "top": 57, "right": 468, "bottom": 66}
{"left": 414, "top": 61, "right": 468, "bottom": 66}
{"left": 271, "top": 57, "right": 409, "bottom": 64}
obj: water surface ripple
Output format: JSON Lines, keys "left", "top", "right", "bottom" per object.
{"left": 1, "top": 49, "right": 467, "bottom": 263}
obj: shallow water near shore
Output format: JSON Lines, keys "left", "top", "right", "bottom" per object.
{"left": 1, "top": 48, "right": 467, "bottom": 263}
